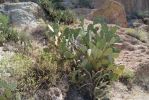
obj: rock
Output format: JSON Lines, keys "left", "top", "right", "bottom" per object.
{"left": 135, "top": 62, "right": 149, "bottom": 91}
{"left": 125, "top": 27, "right": 149, "bottom": 43}
{"left": 0, "top": 0, "right": 38, "bottom": 3}
{"left": 92, "top": 0, "right": 108, "bottom": 9}
{"left": 35, "top": 87, "right": 63, "bottom": 100}
{"left": 93, "top": 0, "right": 149, "bottom": 17}
{"left": 144, "top": 18, "right": 149, "bottom": 25}
{"left": 87, "top": 0, "right": 128, "bottom": 27}
{"left": 73, "top": 8, "right": 92, "bottom": 17}
{"left": 109, "top": 82, "right": 149, "bottom": 100}
{"left": 0, "top": 0, "right": 19, "bottom": 3}
{"left": 139, "top": 24, "right": 149, "bottom": 32}
{"left": 132, "top": 19, "right": 144, "bottom": 27}
{"left": 0, "top": 0, "right": 4, "bottom": 4}
{"left": 0, "top": 2, "right": 46, "bottom": 38}
{"left": 115, "top": 0, "right": 149, "bottom": 15}
{"left": 0, "top": 88, "right": 5, "bottom": 96}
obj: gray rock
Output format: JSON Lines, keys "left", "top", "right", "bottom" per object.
{"left": 0, "top": 0, "right": 38, "bottom": 3}
{"left": 144, "top": 18, "right": 149, "bottom": 25}
{"left": 0, "top": 2, "right": 46, "bottom": 37}
{"left": 35, "top": 87, "right": 63, "bottom": 100}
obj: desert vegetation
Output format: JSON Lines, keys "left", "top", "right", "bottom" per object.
{"left": 0, "top": 0, "right": 149, "bottom": 100}
{"left": 0, "top": 10, "right": 124, "bottom": 100}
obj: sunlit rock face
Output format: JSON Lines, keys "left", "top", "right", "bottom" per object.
{"left": 93, "top": 0, "right": 149, "bottom": 15}
{"left": 88, "top": 0, "right": 128, "bottom": 27}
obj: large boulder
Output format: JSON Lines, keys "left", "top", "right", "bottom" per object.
{"left": 0, "top": 2, "right": 46, "bottom": 37}
{"left": 87, "top": 0, "right": 128, "bottom": 27}
{"left": 92, "top": 0, "right": 149, "bottom": 16}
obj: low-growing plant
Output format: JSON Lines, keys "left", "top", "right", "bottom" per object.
{"left": 0, "top": 52, "right": 33, "bottom": 99}
{"left": 17, "top": 51, "right": 59, "bottom": 99}
{"left": 0, "top": 79, "right": 17, "bottom": 100}
{"left": 0, "top": 13, "right": 19, "bottom": 45}
{"left": 0, "top": 53, "right": 33, "bottom": 77}
{"left": 39, "top": 0, "right": 76, "bottom": 24}
{"left": 119, "top": 68, "right": 134, "bottom": 89}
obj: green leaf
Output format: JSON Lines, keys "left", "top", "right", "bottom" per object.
{"left": 7, "top": 83, "right": 17, "bottom": 91}
{"left": 64, "top": 51, "right": 74, "bottom": 59}
{"left": 87, "top": 24, "right": 94, "bottom": 33}
{"left": 0, "top": 96, "right": 7, "bottom": 100}
{"left": 112, "top": 53, "right": 119, "bottom": 58}
{"left": 80, "top": 59, "right": 88, "bottom": 67}
{"left": 97, "top": 39, "right": 106, "bottom": 49}
{"left": 101, "top": 59, "right": 109, "bottom": 65}
{"left": 5, "top": 89, "right": 13, "bottom": 98}
{"left": 89, "top": 42, "right": 96, "bottom": 49}
{"left": 97, "top": 49, "right": 102, "bottom": 59}
{"left": 109, "top": 37, "right": 116, "bottom": 44}
{"left": 96, "top": 41, "right": 102, "bottom": 48}
{"left": 79, "top": 45, "right": 87, "bottom": 54}
{"left": 103, "top": 48, "right": 113, "bottom": 56}
{"left": 0, "top": 80, "right": 8, "bottom": 89}
{"left": 114, "top": 65, "right": 125, "bottom": 77}
{"left": 110, "top": 26, "right": 117, "bottom": 34}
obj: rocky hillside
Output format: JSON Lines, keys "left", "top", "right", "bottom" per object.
{"left": 0, "top": 0, "right": 148, "bottom": 100}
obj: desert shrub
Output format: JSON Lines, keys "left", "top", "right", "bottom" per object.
{"left": 126, "top": 28, "right": 149, "bottom": 43}
{"left": 0, "top": 80, "right": 17, "bottom": 100}
{"left": 0, "top": 53, "right": 31, "bottom": 100}
{"left": 0, "top": 53, "right": 32, "bottom": 77}
{"left": 121, "top": 69, "right": 134, "bottom": 82}
{"left": 46, "top": 18, "right": 124, "bottom": 99}
{"left": 17, "top": 51, "right": 59, "bottom": 98}
{"left": 119, "top": 68, "right": 134, "bottom": 89}
{"left": 38, "top": 0, "right": 76, "bottom": 24}
{"left": 0, "top": 48, "right": 58, "bottom": 99}
{"left": 0, "top": 13, "right": 19, "bottom": 45}
{"left": 0, "top": 17, "right": 124, "bottom": 99}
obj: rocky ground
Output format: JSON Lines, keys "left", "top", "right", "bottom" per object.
{"left": 0, "top": 0, "right": 149, "bottom": 100}
{"left": 109, "top": 82, "right": 149, "bottom": 100}
{"left": 109, "top": 26, "right": 149, "bottom": 99}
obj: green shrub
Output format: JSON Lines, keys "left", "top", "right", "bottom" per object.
{"left": 120, "top": 68, "right": 134, "bottom": 87}
{"left": 17, "top": 51, "right": 59, "bottom": 98}
{"left": 126, "top": 28, "right": 149, "bottom": 43}
{"left": 0, "top": 80, "right": 17, "bottom": 100}
{"left": 0, "top": 50, "right": 58, "bottom": 99}
{"left": 39, "top": 0, "right": 76, "bottom": 24}
{"left": 0, "top": 13, "right": 19, "bottom": 45}
{"left": 47, "top": 18, "right": 124, "bottom": 99}
{"left": 0, "top": 53, "right": 33, "bottom": 78}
